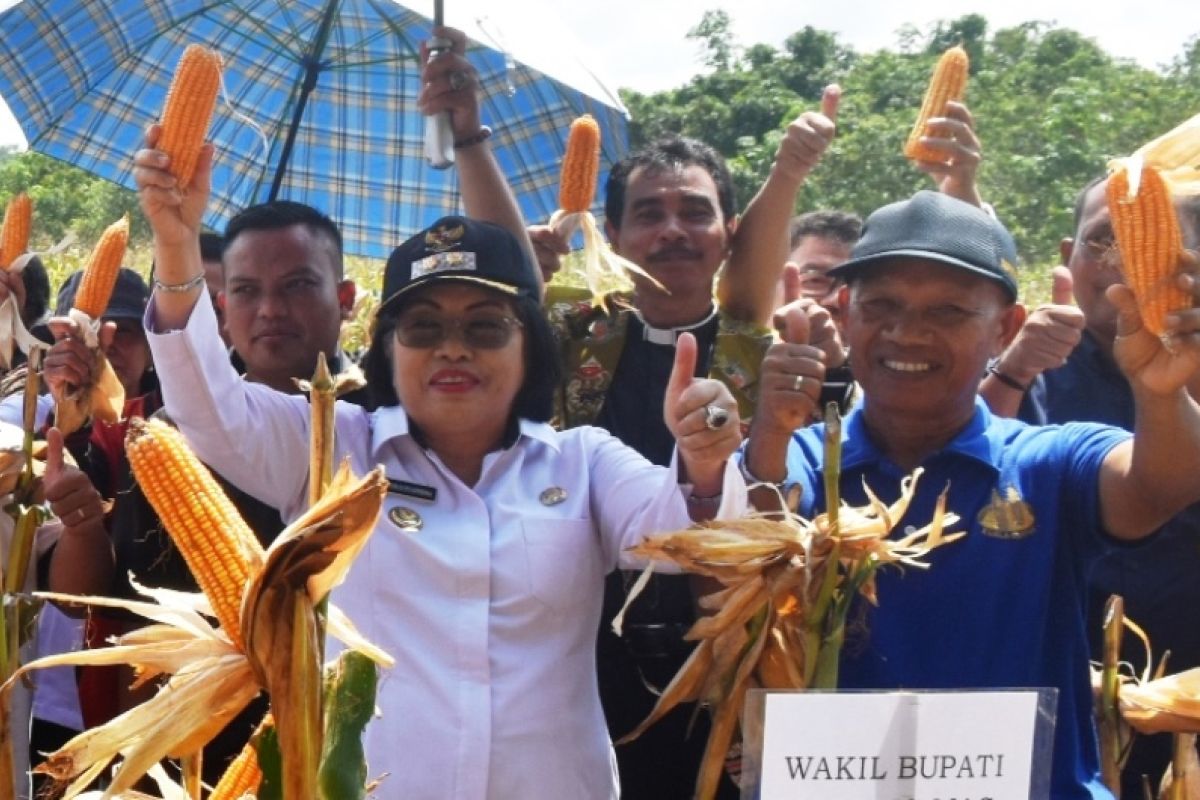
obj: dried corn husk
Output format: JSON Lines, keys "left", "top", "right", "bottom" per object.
{"left": 3, "top": 461, "right": 390, "bottom": 799}
{"left": 616, "top": 467, "right": 962, "bottom": 800}
{"left": 1108, "top": 111, "right": 1200, "bottom": 198}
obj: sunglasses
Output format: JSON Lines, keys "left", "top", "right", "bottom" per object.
{"left": 394, "top": 310, "right": 523, "bottom": 350}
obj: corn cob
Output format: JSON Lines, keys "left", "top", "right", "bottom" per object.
{"left": 903, "top": 45, "right": 970, "bottom": 163}
{"left": 209, "top": 737, "right": 263, "bottom": 800}
{"left": 158, "top": 44, "right": 222, "bottom": 187}
{"left": 72, "top": 215, "right": 129, "bottom": 319}
{"left": 0, "top": 193, "right": 32, "bottom": 271}
{"left": 1107, "top": 163, "right": 1191, "bottom": 337}
{"left": 558, "top": 115, "right": 601, "bottom": 213}
{"left": 125, "top": 417, "right": 265, "bottom": 651}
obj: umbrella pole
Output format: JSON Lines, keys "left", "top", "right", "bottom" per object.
{"left": 424, "top": 0, "right": 455, "bottom": 168}
{"left": 267, "top": 0, "right": 343, "bottom": 201}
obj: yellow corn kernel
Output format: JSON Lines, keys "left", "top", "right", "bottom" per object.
{"left": 209, "top": 738, "right": 263, "bottom": 800}
{"left": 158, "top": 44, "right": 222, "bottom": 187}
{"left": 0, "top": 193, "right": 32, "bottom": 271}
{"left": 904, "top": 45, "right": 970, "bottom": 163}
{"left": 125, "top": 417, "right": 265, "bottom": 651}
{"left": 1107, "top": 164, "right": 1191, "bottom": 337}
{"left": 558, "top": 115, "right": 601, "bottom": 214}
{"left": 72, "top": 215, "right": 129, "bottom": 319}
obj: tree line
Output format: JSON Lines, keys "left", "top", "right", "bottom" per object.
{"left": 2, "top": 13, "right": 1198, "bottom": 295}
{"left": 623, "top": 12, "right": 1200, "bottom": 274}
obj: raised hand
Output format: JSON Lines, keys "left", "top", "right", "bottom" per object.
{"left": 774, "top": 85, "right": 840, "bottom": 185}
{"left": 994, "top": 266, "right": 1085, "bottom": 387}
{"left": 419, "top": 26, "right": 481, "bottom": 141}
{"left": 42, "top": 327, "right": 103, "bottom": 401}
{"left": 42, "top": 427, "right": 105, "bottom": 534}
{"left": 1111, "top": 250, "right": 1200, "bottom": 395}
{"left": 664, "top": 332, "right": 741, "bottom": 494}
{"left": 133, "top": 123, "right": 213, "bottom": 249}
{"left": 912, "top": 101, "right": 983, "bottom": 207}
{"left": 528, "top": 224, "right": 570, "bottom": 283}
{"left": 774, "top": 297, "right": 845, "bottom": 368}
{"left": 756, "top": 301, "right": 827, "bottom": 436}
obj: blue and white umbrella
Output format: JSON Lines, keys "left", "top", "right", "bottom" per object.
{"left": 0, "top": 0, "right": 629, "bottom": 258}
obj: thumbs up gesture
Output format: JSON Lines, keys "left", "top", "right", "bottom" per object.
{"left": 774, "top": 84, "right": 840, "bottom": 184}
{"left": 42, "top": 427, "right": 105, "bottom": 534}
{"left": 991, "top": 265, "right": 1085, "bottom": 391}
{"left": 664, "top": 333, "right": 741, "bottom": 496}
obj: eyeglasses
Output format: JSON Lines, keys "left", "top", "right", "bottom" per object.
{"left": 394, "top": 310, "right": 523, "bottom": 349}
{"left": 798, "top": 269, "right": 843, "bottom": 299}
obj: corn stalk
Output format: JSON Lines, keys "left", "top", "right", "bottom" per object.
{"left": 1100, "top": 595, "right": 1128, "bottom": 797}
{"left": 806, "top": 403, "right": 843, "bottom": 689}
{"left": 295, "top": 354, "right": 366, "bottom": 800}
{"left": 616, "top": 404, "right": 963, "bottom": 800}
{"left": 0, "top": 347, "right": 47, "bottom": 800}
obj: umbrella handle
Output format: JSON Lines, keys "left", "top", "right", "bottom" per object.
{"left": 425, "top": 35, "right": 456, "bottom": 169}
{"left": 425, "top": 114, "right": 455, "bottom": 170}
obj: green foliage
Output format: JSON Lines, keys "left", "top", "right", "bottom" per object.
{"left": 0, "top": 150, "right": 147, "bottom": 248}
{"left": 6, "top": 16, "right": 1200, "bottom": 314}
{"left": 627, "top": 13, "right": 1200, "bottom": 303}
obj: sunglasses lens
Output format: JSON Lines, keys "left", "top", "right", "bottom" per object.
{"left": 463, "top": 316, "right": 514, "bottom": 349}
{"left": 396, "top": 313, "right": 518, "bottom": 349}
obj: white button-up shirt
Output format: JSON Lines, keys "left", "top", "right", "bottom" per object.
{"left": 146, "top": 297, "right": 746, "bottom": 799}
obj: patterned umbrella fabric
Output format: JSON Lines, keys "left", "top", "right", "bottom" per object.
{"left": 0, "top": 0, "right": 629, "bottom": 258}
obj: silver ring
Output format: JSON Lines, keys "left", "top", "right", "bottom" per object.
{"left": 792, "top": 374, "right": 804, "bottom": 392}
{"left": 448, "top": 70, "right": 467, "bottom": 91}
{"left": 703, "top": 404, "right": 729, "bottom": 431}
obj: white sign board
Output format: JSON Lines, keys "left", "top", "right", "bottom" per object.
{"left": 751, "top": 690, "right": 1049, "bottom": 800}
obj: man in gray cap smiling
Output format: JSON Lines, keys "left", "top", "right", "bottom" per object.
{"left": 741, "top": 190, "right": 1200, "bottom": 799}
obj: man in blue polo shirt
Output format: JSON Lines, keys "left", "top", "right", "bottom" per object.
{"left": 741, "top": 190, "right": 1200, "bottom": 799}
{"left": 982, "top": 177, "right": 1200, "bottom": 794}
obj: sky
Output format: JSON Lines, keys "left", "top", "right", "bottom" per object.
{"left": 0, "top": 0, "right": 1196, "bottom": 149}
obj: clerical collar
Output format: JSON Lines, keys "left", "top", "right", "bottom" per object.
{"left": 633, "top": 305, "right": 718, "bottom": 346}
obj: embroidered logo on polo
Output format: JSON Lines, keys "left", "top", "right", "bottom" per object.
{"left": 977, "top": 486, "right": 1036, "bottom": 539}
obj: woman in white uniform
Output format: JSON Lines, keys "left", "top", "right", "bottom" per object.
{"left": 131, "top": 27, "right": 747, "bottom": 800}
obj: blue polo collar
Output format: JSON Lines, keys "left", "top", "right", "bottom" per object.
{"left": 838, "top": 396, "right": 1001, "bottom": 475}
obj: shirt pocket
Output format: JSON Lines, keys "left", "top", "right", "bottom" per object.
{"left": 520, "top": 518, "right": 599, "bottom": 611}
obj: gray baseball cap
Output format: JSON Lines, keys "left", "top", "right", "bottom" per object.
{"left": 830, "top": 191, "right": 1020, "bottom": 300}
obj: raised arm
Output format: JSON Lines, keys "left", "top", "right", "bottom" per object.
{"left": 716, "top": 85, "right": 839, "bottom": 325}
{"left": 133, "top": 125, "right": 209, "bottom": 329}
{"left": 420, "top": 26, "right": 539, "bottom": 294}
{"left": 1099, "top": 262, "right": 1200, "bottom": 539}
{"left": 134, "top": 129, "right": 314, "bottom": 513}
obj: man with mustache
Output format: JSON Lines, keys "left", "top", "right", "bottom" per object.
{"left": 535, "top": 91, "right": 838, "bottom": 798}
